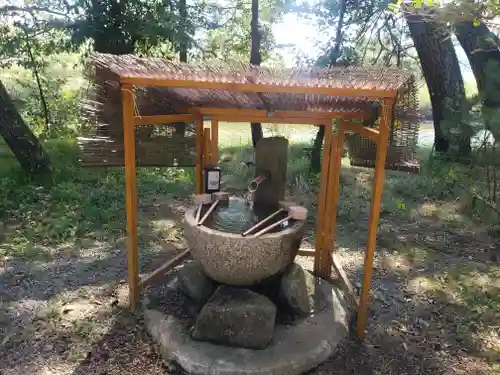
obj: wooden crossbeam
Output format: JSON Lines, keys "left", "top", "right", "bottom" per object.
{"left": 120, "top": 77, "right": 398, "bottom": 99}
{"left": 134, "top": 114, "right": 193, "bottom": 125}
{"left": 139, "top": 248, "right": 191, "bottom": 288}
{"left": 344, "top": 122, "right": 380, "bottom": 142}
{"left": 193, "top": 107, "right": 372, "bottom": 120}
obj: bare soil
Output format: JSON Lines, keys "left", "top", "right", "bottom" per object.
{"left": 1, "top": 180, "right": 499, "bottom": 375}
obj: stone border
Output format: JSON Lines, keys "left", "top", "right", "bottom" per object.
{"left": 145, "top": 278, "right": 350, "bottom": 375}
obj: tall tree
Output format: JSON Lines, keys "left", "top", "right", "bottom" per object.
{"left": 310, "top": 0, "right": 348, "bottom": 172}
{"left": 405, "top": 8, "right": 470, "bottom": 155}
{"left": 250, "top": 0, "right": 264, "bottom": 147}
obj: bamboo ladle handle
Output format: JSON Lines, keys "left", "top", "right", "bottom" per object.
{"left": 241, "top": 200, "right": 296, "bottom": 237}
{"left": 198, "top": 192, "right": 230, "bottom": 226}
{"left": 194, "top": 194, "right": 212, "bottom": 224}
{"left": 253, "top": 206, "right": 308, "bottom": 237}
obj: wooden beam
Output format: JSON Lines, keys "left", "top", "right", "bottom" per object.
{"left": 298, "top": 248, "right": 316, "bottom": 257}
{"left": 344, "top": 122, "right": 380, "bottom": 142}
{"left": 323, "top": 121, "right": 345, "bottom": 253}
{"left": 121, "top": 84, "right": 139, "bottom": 309}
{"left": 356, "top": 100, "right": 394, "bottom": 341}
{"left": 120, "top": 77, "right": 398, "bottom": 99}
{"left": 212, "top": 115, "right": 332, "bottom": 125}
{"left": 139, "top": 248, "right": 191, "bottom": 288}
{"left": 210, "top": 119, "right": 219, "bottom": 164}
{"left": 314, "top": 122, "right": 333, "bottom": 278}
{"left": 203, "top": 128, "right": 211, "bottom": 171}
{"left": 195, "top": 116, "right": 204, "bottom": 194}
{"left": 134, "top": 114, "right": 193, "bottom": 125}
{"left": 195, "top": 107, "right": 372, "bottom": 120}
{"left": 331, "top": 253, "right": 359, "bottom": 309}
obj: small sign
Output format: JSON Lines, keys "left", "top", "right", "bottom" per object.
{"left": 204, "top": 165, "right": 221, "bottom": 193}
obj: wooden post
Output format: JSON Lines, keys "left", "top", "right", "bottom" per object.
{"left": 203, "top": 128, "right": 211, "bottom": 192}
{"left": 195, "top": 116, "right": 204, "bottom": 194}
{"left": 203, "top": 128, "right": 211, "bottom": 164}
{"left": 122, "top": 84, "right": 139, "bottom": 308}
{"left": 357, "top": 100, "right": 393, "bottom": 340}
{"left": 323, "top": 120, "right": 346, "bottom": 251}
{"left": 254, "top": 137, "right": 289, "bottom": 206}
{"left": 210, "top": 119, "right": 219, "bottom": 164}
{"left": 314, "top": 122, "right": 333, "bottom": 278}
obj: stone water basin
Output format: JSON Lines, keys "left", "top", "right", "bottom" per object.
{"left": 183, "top": 197, "right": 306, "bottom": 285}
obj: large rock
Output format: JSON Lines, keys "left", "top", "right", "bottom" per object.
{"left": 183, "top": 199, "right": 306, "bottom": 286}
{"left": 177, "top": 262, "right": 216, "bottom": 303}
{"left": 192, "top": 286, "right": 277, "bottom": 349}
{"left": 280, "top": 263, "right": 328, "bottom": 316}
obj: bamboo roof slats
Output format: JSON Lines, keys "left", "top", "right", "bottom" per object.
{"left": 79, "top": 54, "right": 420, "bottom": 171}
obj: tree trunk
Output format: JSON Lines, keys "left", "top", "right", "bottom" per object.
{"left": 179, "top": 0, "right": 188, "bottom": 63}
{"left": 310, "top": 125, "right": 325, "bottom": 172}
{"left": 175, "top": 0, "right": 188, "bottom": 138}
{"left": 250, "top": 0, "right": 263, "bottom": 147}
{"left": 455, "top": 21, "right": 500, "bottom": 140}
{"left": 310, "top": 0, "right": 347, "bottom": 172}
{"left": 23, "top": 27, "right": 50, "bottom": 134}
{"left": 405, "top": 9, "right": 470, "bottom": 156}
{"left": 0, "top": 81, "right": 52, "bottom": 175}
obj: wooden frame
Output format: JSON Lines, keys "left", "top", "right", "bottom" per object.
{"left": 119, "top": 80, "right": 396, "bottom": 342}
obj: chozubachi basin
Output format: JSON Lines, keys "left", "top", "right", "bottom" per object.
{"left": 183, "top": 197, "right": 306, "bottom": 285}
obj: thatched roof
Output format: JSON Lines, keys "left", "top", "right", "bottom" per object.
{"left": 90, "top": 53, "right": 414, "bottom": 114}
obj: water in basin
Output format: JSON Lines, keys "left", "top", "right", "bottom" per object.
{"left": 203, "top": 197, "right": 289, "bottom": 234}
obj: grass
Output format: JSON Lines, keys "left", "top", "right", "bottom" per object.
{"left": 1, "top": 122, "right": 500, "bottom": 374}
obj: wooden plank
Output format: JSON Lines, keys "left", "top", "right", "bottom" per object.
{"left": 211, "top": 115, "right": 332, "bottom": 125}
{"left": 195, "top": 107, "right": 372, "bottom": 120}
{"left": 314, "top": 122, "right": 333, "bottom": 278}
{"left": 331, "top": 252, "right": 359, "bottom": 309}
{"left": 121, "top": 84, "right": 139, "bottom": 309}
{"left": 195, "top": 116, "right": 204, "bottom": 194}
{"left": 210, "top": 119, "right": 219, "bottom": 164}
{"left": 139, "top": 248, "right": 191, "bottom": 288}
{"left": 356, "top": 100, "right": 394, "bottom": 341}
{"left": 120, "top": 76, "right": 398, "bottom": 99}
{"left": 134, "top": 114, "right": 193, "bottom": 125}
{"left": 344, "top": 122, "right": 380, "bottom": 142}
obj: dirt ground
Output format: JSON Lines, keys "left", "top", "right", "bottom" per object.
{"left": 1, "top": 178, "right": 499, "bottom": 375}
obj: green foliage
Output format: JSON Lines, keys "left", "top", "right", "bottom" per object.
{"left": 194, "top": 0, "right": 290, "bottom": 64}
{"left": 0, "top": 138, "right": 193, "bottom": 257}
{"left": 1, "top": 53, "right": 83, "bottom": 137}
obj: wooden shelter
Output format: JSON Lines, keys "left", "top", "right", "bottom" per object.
{"left": 85, "top": 53, "right": 417, "bottom": 341}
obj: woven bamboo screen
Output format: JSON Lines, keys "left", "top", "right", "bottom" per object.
{"left": 345, "top": 77, "right": 420, "bottom": 172}
{"left": 80, "top": 66, "right": 196, "bottom": 167}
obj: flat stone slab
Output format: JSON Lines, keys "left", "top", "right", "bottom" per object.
{"left": 145, "top": 277, "right": 349, "bottom": 375}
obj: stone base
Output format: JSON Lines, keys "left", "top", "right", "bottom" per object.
{"left": 145, "top": 278, "right": 350, "bottom": 375}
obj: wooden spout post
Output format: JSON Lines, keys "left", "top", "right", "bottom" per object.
{"left": 254, "top": 137, "right": 289, "bottom": 206}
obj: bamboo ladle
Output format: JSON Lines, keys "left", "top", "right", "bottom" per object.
{"left": 194, "top": 193, "right": 212, "bottom": 224}
{"left": 198, "top": 191, "right": 230, "bottom": 226}
{"left": 252, "top": 206, "right": 308, "bottom": 237}
{"left": 241, "top": 200, "right": 296, "bottom": 237}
